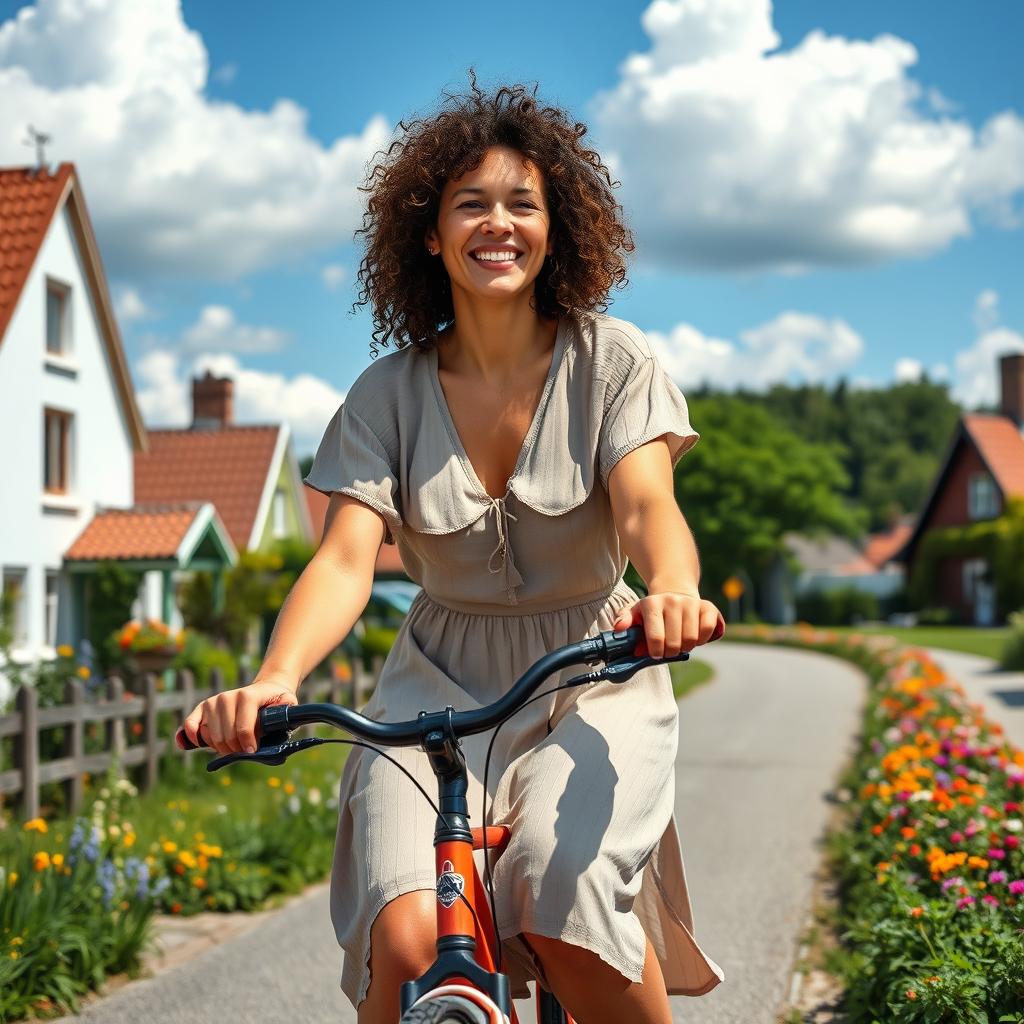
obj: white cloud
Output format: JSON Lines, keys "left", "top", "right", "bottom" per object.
{"left": 212, "top": 62, "right": 237, "bottom": 85}
{"left": 134, "top": 347, "right": 345, "bottom": 452}
{"left": 951, "top": 292, "right": 1024, "bottom": 408}
{"left": 593, "top": 0, "right": 1024, "bottom": 272}
{"left": 0, "top": 0, "right": 390, "bottom": 279}
{"left": 180, "top": 305, "right": 290, "bottom": 354}
{"left": 894, "top": 357, "right": 923, "bottom": 383}
{"left": 321, "top": 263, "right": 346, "bottom": 290}
{"left": 646, "top": 310, "right": 864, "bottom": 390}
{"left": 973, "top": 289, "right": 1000, "bottom": 332}
{"left": 114, "top": 286, "right": 152, "bottom": 323}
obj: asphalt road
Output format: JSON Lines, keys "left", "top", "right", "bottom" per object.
{"left": 56, "top": 642, "right": 867, "bottom": 1024}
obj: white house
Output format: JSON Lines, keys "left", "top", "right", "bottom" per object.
{"left": 0, "top": 162, "right": 236, "bottom": 699}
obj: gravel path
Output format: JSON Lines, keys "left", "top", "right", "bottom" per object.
{"left": 55, "top": 642, "right": 866, "bottom": 1024}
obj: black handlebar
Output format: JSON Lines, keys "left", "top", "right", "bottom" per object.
{"left": 175, "top": 620, "right": 724, "bottom": 768}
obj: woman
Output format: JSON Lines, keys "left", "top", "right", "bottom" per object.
{"left": 181, "top": 77, "right": 725, "bottom": 1023}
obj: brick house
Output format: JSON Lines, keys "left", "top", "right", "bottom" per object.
{"left": 894, "top": 352, "right": 1024, "bottom": 625}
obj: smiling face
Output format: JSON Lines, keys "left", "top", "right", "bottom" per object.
{"left": 426, "top": 145, "right": 554, "bottom": 306}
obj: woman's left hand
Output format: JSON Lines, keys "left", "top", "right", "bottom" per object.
{"left": 612, "top": 591, "right": 725, "bottom": 659}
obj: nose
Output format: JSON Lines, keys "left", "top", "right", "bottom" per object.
{"left": 481, "top": 202, "right": 512, "bottom": 235}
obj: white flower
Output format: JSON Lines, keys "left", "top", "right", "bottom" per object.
{"left": 93, "top": 800, "right": 106, "bottom": 814}
{"left": 108, "top": 824, "right": 121, "bottom": 838}
{"left": 216, "top": 805, "right": 227, "bottom": 815}
{"left": 308, "top": 788, "right": 322, "bottom": 806}
{"left": 909, "top": 790, "right": 933, "bottom": 803}
{"left": 100, "top": 788, "right": 111, "bottom": 799}
{"left": 1004, "top": 819, "right": 1023, "bottom": 832}
{"left": 883, "top": 726, "right": 901, "bottom": 743}
{"left": 288, "top": 795, "right": 301, "bottom": 814}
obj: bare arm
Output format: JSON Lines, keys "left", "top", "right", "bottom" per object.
{"left": 607, "top": 439, "right": 723, "bottom": 658}
{"left": 257, "top": 492, "right": 385, "bottom": 690}
{"left": 181, "top": 493, "right": 386, "bottom": 754}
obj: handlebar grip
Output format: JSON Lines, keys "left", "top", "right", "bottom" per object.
{"left": 175, "top": 726, "right": 202, "bottom": 751}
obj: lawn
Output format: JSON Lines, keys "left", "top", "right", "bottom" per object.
{"left": 824, "top": 625, "right": 1010, "bottom": 661}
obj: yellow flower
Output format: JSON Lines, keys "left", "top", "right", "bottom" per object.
{"left": 193, "top": 876, "right": 207, "bottom": 890}
{"left": 11, "top": 937, "right": 23, "bottom": 946}
{"left": 23, "top": 817, "right": 48, "bottom": 834}
{"left": 178, "top": 850, "right": 197, "bottom": 869}
{"left": 77, "top": 665, "right": 90, "bottom": 679}
{"left": 162, "top": 841, "right": 178, "bottom": 854}
{"left": 32, "top": 851, "right": 51, "bottom": 872}
{"left": 8, "top": 872, "right": 19, "bottom": 886}
{"left": 194, "top": 831, "right": 205, "bottom": 842}
{"left": 57, "top": 644, "right": 74, "bottom": 658}
{"left": 9, "top": 951, "right": 19, "bottom": 960}
{"left": 219, "top": 776, "right": 232, "bottom": 787}
{"left": 51, "top": 853, "right": 64, "bottom": 869}
{"left": 124, "top": 832, "right": 137, "bottom": 848}
{"left": 267, "top": 777, "right": 281, "bottom": 788}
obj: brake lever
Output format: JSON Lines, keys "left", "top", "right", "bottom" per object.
{"left": 603, "top": 650, "right": 690, "bottom": 683}
{"left": 206, "top": 734, "right": 328, "bottom": 773}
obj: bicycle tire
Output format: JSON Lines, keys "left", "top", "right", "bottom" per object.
{"left": 399, "top": 996, "right": 490, "bottom": 1023}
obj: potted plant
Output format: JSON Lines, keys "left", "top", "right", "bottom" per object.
{"left": 111, "top": 619, "right": 188, "bottom": 678}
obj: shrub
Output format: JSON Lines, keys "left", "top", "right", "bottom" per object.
{"left": 795, "top": 585, "right": 880, "bottom": 626}
{"left": 1000, "top": 609, "right": 1024, "bottom": 672}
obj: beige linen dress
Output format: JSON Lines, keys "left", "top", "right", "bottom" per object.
{"left": 303, "top": 310, "right": 725, "bottom": 1009}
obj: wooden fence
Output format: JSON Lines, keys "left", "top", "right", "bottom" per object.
{"left": 0, "top": 657, "right": 383, "bottom": 820}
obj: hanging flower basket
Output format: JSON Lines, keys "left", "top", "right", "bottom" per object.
{"left": 112, "top": 618, "right": 188, "bottom": 682}
{"left": 131, "top": 647, "right": 180, "bottom": 676}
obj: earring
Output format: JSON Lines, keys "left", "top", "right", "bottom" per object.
{"left": 428, "top": 246, "right": 439, "bottom": 255}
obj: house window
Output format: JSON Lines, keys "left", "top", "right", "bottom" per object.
{"left": 43, "top": 408, "right": 73, "bottom": 493}
{"left": 1, "top": 567, "right": 29, "bottom": 648}
{"left": 46, "top": 278, "right": 71, "bottom": 356}
{"left": 967, "top": 472, "right": 999, "bottom": 520}
{"left": 272, "top": 488, "right": 287, "bottom": 538}
{"left": 45, "top": 571, "right": 59, "bottom": 649}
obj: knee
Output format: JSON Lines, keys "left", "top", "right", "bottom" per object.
{"left": 368, "top": 890, "right": 437, "bottom": 982}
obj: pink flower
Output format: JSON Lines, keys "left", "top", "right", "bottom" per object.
{"left": 988, "top": 870, "right": 1008, "bottom": 884}
{"left": 1008, "top": 880, "right": 1024, "bottom": 895}
{"left": 987, "top": 848, "right": 1006, "bottom": 860}
{"left": 982, "top": 894, "right": 1000, "bottom": 907}
{"left": 950, "top": 831, "right": 964, "bottom": 844}
{"left": 956, "top": 895, "right": 975, "bottom": 910}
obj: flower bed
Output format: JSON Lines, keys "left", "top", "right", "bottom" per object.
{"left": 729, "top": 623, "right": 1024, "bottom": 1022}
{"left": 0, "top": 745, "right": 346, "bottom": 1021}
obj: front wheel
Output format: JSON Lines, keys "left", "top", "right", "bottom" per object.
{"left": 399, "top": 996, "right": 491, "bottom": 1023}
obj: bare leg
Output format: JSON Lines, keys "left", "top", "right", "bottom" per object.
{"left": 523, "top": 931, "right": 671, "bottom": 1024}
{"left": 358, "top": 890, "right": 437, "bottom": 1024}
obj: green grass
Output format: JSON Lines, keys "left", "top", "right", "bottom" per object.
{"left": 823, "top": 624, "right": 1010, "bottom": 660}
{"left": 670, "top": 656, "right": 714, "bottom": 700}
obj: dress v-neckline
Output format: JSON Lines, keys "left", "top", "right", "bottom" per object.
{"left": 429, "top": 318, "right": 566, "bottom": 503}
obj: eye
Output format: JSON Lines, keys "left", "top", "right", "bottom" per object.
{"left": 458, "top": 201, "right": 484, "bottom": 209}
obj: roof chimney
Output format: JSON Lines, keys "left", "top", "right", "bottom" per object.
{"left": 191, "top": 371, "right": 234, "bottom": 429}
{"left": 999, "top": 352, "right": 1024, "bottom": 431}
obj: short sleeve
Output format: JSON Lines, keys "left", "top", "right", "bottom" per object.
{"left": 303, "top": 396, "right": 403, "bottom": 546}
{"left": 598, "top": 354, "right": 700, "bottom": 490}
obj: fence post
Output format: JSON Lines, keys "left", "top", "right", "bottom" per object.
{"left": 107, "top": 676, "right": 126, "bottom": 763}
{"left": 178, "top": 668, "right": 195, "bottom": 774}
{"left": 209, "top": 666, "right": 224, "bottom": 696}
{"left": 14, "top": 685, "right": 39, "bottom": 820}
{"left": 64, "top": 678, "right": 85, "bottom": 814}
{"left": 143, "top": 673, "right": 159, "bottom": 791}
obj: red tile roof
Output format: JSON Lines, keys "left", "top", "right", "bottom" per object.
{"left": 862, "top": 520, "right": 915, "bottom": 569}
{"left": 963, "top": 414, "right": 1024, "bottom": 497}
{"left": 65, "top": 502, "right": 216, "bottom": 561}
{"left": 304, "top": 485, "right": 408, "bottom": 576}
{"left": 0, "top": 164, "right": 74, "bottom": 341}
{"left": 134, "top": 426, "right": 282, "bottom": 552}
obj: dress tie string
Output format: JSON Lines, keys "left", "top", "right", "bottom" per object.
{"left": 485, "top": 494, "right": 524, "bottom": 603}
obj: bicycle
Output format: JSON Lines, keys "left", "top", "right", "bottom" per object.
{"left": 177, "top": 620, "right": 720, "bottom": 1023}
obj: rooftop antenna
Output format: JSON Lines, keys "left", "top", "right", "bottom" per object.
{"left": 24, "top": 125, "right": 51, "bottom": 173}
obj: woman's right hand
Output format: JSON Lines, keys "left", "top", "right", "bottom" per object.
{"left": 177, "top": 673, "right": 299, "bottom": 755}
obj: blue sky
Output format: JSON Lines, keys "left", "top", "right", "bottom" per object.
{"left": 1, "top": 0, "right": 1021, "bottom": 455}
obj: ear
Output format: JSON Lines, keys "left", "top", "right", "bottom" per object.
{"left": 425, "top": 225, "right": 440, "bottom": 254}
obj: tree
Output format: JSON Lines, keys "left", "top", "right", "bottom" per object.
{"left": 671, "top": 395, "right": 867, "bottom": 613}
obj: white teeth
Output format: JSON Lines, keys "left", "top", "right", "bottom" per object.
{"left": 473, "top": 251, "right": 520, "bottom": 262}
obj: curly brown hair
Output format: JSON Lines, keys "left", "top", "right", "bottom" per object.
{"left": 353, "top": 73, "right": 634, "bottom": 355}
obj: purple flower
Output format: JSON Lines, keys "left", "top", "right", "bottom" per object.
{"left": 941, "top": 876, "right": 964, "bottom": 892}
{"left": 933, "top": 754, "right": 949, "bottom": 767}
{"left": 988, "top": 870, "right": 1008, "bottom": 884}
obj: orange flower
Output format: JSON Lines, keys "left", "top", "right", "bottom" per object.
{"left": 909, "top": 906, "right": 925, "bottom": 918}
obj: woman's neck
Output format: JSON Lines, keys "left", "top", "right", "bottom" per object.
{"left": 440, "top": 290, "right": 557, "bottom": 381}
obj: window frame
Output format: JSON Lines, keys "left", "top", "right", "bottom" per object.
{"left": 43, "top": 407, "right": 74, "bottom": 495}
{"left": 45, "top": 277, "right": 72, "bottom": 357}
{"left": 1, "top": 567, "right": 30, "bottom": 649}
{"left": 967, "top": 472, "right": 999, "bottom": 520}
